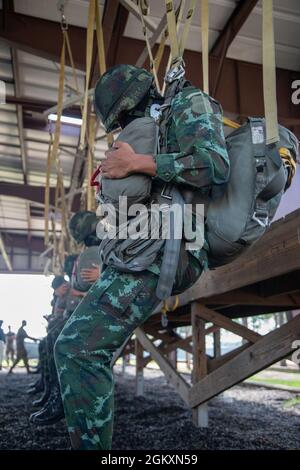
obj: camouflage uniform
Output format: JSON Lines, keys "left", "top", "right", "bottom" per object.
{"left": 55, "top": 66, "right": 229, "bottom": 450}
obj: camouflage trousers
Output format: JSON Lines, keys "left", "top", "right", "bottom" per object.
{"left": 54, "top": 266, "right": 161, "bottom": 450}
{"left": 54, "top": 253, "right": 204, "bottom": 450}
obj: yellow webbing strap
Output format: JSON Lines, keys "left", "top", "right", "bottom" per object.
{"left": 138, "top": 0, "right": 160, "bottom": 91}
{"left": 162, "top": 0, "right": 185, "bottom": 95}
{"left": 223, "top": 116, "right": 240, "bottom": 129}
{"left": 279, "top": 147, "right": 297, "bottom": 187}
{"left": 165, "top": 0, "right": 180, "bottom": 62}
{"left": 44, "top": 136, "right": 53, "bottom": 245}
{"left": 161, "top": 295, "right": 180, "bottom": 314}
{"left": 262, "top": 0, "right": 279, "bottom": 145}
{"left": 44, "top": 33, "right": 65, "bottom": 245}
{"left": 65, "top": 31, "right": 80, "bottom": 95}
{"left": 86, "top": 112, "right": 96, "bottom": 211}
{"left": 0, "top": 233, "right": 12, "bottom": 271}
{"left": 201, "top": 0, "right": 209, "bottom": 94}
{"left": 80, "top": 0, "right": 96, "bottom": 150}
{"left": 179, "top": 0, "right": 196, "bottom": 56}
{"left": 94, "top": 0, "right": 114, "bottom": 147}
{"left": 155, "top": 1, "right": 182, "bottom": 74}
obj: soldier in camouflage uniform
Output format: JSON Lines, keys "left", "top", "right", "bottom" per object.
{"left": 54, "top": 64, "right": 229, "bottom": 450}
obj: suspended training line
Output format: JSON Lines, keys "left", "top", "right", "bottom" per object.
{"left": 262, "top": 0, "right": 279, "bottom": 145}
{"left": 201, "top": 0, "right": 209, "bottom": 94}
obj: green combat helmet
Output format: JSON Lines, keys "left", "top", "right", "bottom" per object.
{"left": 69, "top": 211, "right": 99, "bottom": 245}
{"left": 94, "top": 64, "right": 153, "bottom": 132}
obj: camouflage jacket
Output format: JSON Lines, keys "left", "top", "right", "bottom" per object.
{"left": 147, "top": 86, "right": 230, "bottom": 276}
{"left": 155, "top": 86, "right": 230, "bottom": 193}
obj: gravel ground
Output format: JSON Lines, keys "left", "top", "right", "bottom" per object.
{"left": 0, "top": 366, "right": 299, "bottom": 450}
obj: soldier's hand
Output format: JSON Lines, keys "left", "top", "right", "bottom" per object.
{"left": 102, "top": 141, "right": 136, "bottom": 178}
{"left": 70, "top": 288, "right": 85, "bottom": 297}
{"left": 80, "top": 264, "right": 100, "bottom": 283}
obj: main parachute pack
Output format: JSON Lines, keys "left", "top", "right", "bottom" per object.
{"left": 94, "top": 70, "right": 298, "bottom": 298}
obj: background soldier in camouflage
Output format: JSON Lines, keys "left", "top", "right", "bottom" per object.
{"left": 55, "top": 64, "right": 229, "bottom": 450}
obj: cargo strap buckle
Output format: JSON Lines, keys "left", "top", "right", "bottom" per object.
{"left": 252, "top": 209, "right": 269, "bottom": 228}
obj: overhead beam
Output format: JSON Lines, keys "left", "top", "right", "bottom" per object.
{"left": 0, "top": 182, "right": 81, "bottom": 211}
{"left": 0, "top": 11, "right": 87, "bottom": 70}
{"left": 11, "top": 48, "right": 27, "bottom": 184}
{"left": 210, "top": 0, "right": 259, "bottom": 57}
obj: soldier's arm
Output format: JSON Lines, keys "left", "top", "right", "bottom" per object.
{"left": 154, "top": 93, "right": 230, "bottom": 190}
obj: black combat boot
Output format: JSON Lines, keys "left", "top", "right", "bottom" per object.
{"left": 27, "top": 377, "right": 44, "bottom": 395}
{"left": 29, "top": 386, "right": 64, "bottom": 425}
{"left": 32, "top": 377, "right": 51, "bottom": 407}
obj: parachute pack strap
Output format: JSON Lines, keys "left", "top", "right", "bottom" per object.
{"left": 262, "top": 0, "right": 279, "bottom": 145}
{"left": 80, "top": 0, "right": 96, "bottom": 150}
{"left": 87, "top": 112, "right": 96, "bottom": 211}
{"left": 179, "top": 0, "right": 196, "bottom": 56}
{"left": 201, "top": 0, "right": 209, "bottom": 94}
{"left": 138, "top": 0, "right": 160, "bottom": 91}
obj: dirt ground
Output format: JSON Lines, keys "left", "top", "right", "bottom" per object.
{"left": 0, "top": 366, "right": 299, "bottom": 450}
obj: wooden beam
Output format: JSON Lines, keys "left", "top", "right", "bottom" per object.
{"left": 0, "top": 11, "right": 87, "bottom": 70}
{"left": 181, "top": 210, "right": 300, "bottom": 305}
{"left": 189, "top": 314, "right": 300, "bottom": 408}
{"left": 191, "top": 303, "right": 208, "bottom": 427}
{"left": 135, "top": 338, "right": 144, "bottom": 397}
{"left": 210, "top": 0, "right": 259, "bottom": 57}
{"left": 11, "top": 48, "right": 27, "bottom": 184}
{"left": 135, "top": 328, "right": 190, "bottom": 405}
{"left": 195, "top": 304, "right": 261, "bottom": 343}
{"left": 119, "top": 0, "right": 157, "bottom": 33}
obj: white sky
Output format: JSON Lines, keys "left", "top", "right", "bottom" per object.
{"left": 0, "top": 274, "right": 54, "bottom": 338}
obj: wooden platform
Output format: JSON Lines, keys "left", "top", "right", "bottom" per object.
{"left": 119, "top": 209, "right": 300, "bottom": 427}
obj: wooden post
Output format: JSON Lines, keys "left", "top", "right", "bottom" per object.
{"left": 135, "top": 338, "right": 144, "bottom": 397}
{"left": 191, "top": 302, "right": 208, "bottom": 427}
{"left": 213, "top": 329, "right": 221, "bottom": 357}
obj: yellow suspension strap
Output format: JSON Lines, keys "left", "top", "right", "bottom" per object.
{"left": 162, "top": 0, "right": 186, "bottom": 95}
{"left": 138, "top": 0, "right": 160, "bottom": 92}
{"left": 160, "top": 295, "right": 180, "bottom": 328}
{"left": 44, "top": 30, "right": 66, "bottom": 246}
{"left": 165, "top": 0, "right": 180, "bottom": 64}
{"left": 179, "top": 0, "right": 197, "bottom": 57}
{"left": 86, "top": 111, "right": 96, "bottom": 211}
{"left": 201, "top": 0, "right": 209, "bottom": 94}
{"left": 262, "top": 0, "right": 279, "bottom": 145}
{"left": 154, "top": 1, "right": 183, "bottom": 77}
{"left": 44, "top": 133, "right": 53, "bottom": 246}
{"left": 80, "top": 0, "right": 96, "bottom": 150}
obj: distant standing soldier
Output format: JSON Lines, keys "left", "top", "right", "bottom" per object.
{"left": 8, "top": 321, "right": 38, "bottom": 374}
{"left": 6, "top": 325, "right": 16, "bottom": 366}
{"left": 0, "top": 320, "right": 5, "bottom": 370}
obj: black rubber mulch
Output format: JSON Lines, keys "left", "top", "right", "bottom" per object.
{"left": 0, "top": 367, "right": 299, "bottom": 450}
